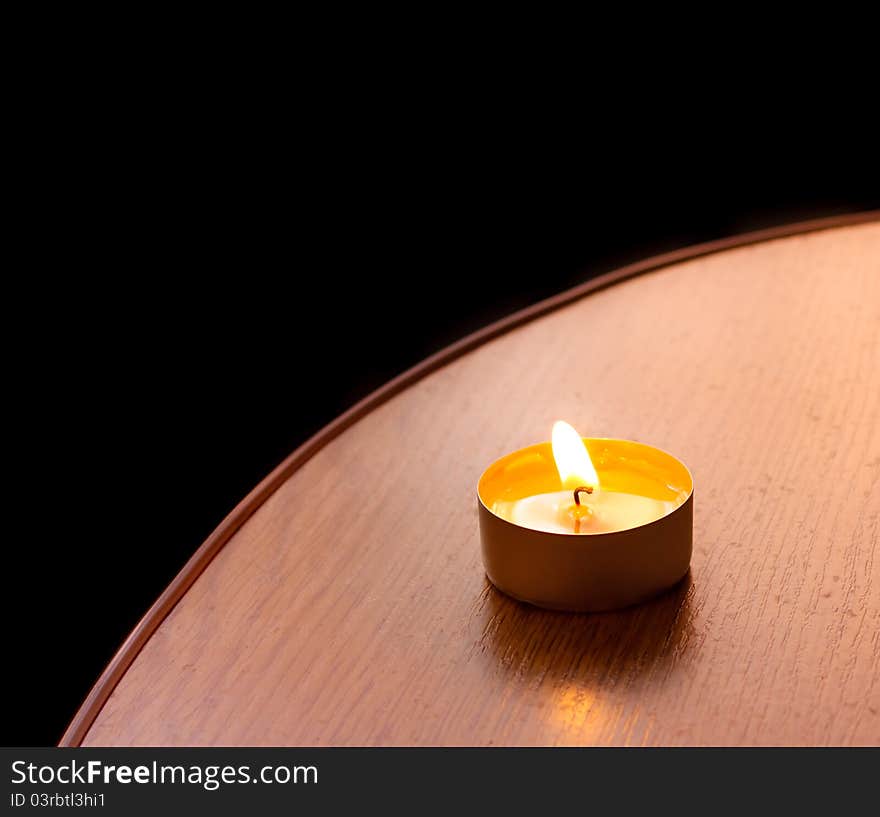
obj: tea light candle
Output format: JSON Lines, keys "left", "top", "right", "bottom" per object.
{"left": 477, "top": 421, "right": 693, "bottom": 612}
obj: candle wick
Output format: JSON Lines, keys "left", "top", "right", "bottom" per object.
{"left": 573, "top": 485, "right": 594, "bottom": 506}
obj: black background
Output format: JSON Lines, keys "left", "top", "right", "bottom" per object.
{"left": 5, "top": 116, "right": 878, "bottom": 745}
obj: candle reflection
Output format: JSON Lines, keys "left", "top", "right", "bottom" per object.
{"left": 553, "top": 687, "right": 604, "bottom": 738}
{"left": 476, "top": 574, "right": 695, "bottom": 744}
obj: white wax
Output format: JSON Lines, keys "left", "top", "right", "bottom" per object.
{"left": 493, "top": 490, "right": 676, "bottom": 535}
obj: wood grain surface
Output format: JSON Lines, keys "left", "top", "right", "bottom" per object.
{"left": 76, "top": 219, "right": 880, "bottom": 746}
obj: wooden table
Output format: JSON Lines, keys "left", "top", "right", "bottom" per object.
{"left": 64, "top": 214, "right": 880, "bottom": 746}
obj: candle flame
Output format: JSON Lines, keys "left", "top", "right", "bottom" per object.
{"left": 551, "top": 420, "right": 599, "bottom": 491}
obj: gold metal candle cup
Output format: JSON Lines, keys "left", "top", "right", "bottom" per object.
{"left": 477, "top": 438, "right": 693, "bottom": 612}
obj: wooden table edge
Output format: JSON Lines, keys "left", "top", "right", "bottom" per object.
{"left": 59, "top": 209, "right": 880, "bottom": 747}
